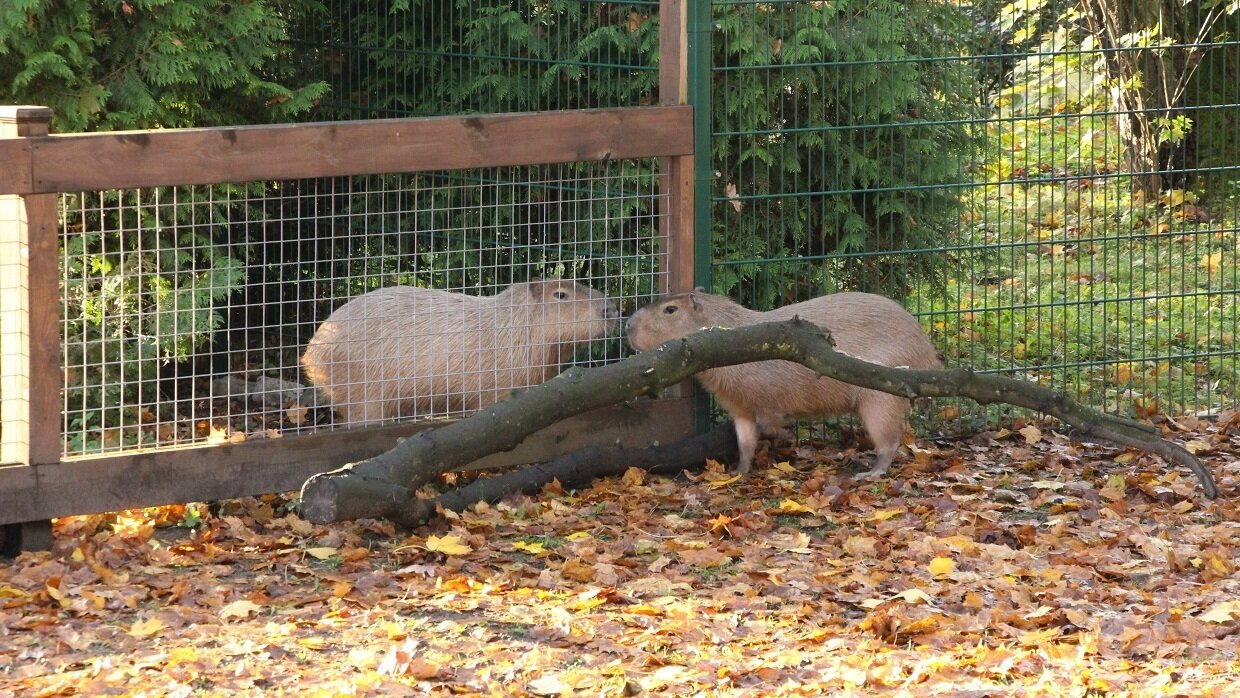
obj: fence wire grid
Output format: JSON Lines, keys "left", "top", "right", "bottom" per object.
{"left": 57, "top": 162, "right": 666, "bottom": 458}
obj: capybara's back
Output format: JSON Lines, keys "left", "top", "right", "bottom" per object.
{"left": 626, "top": 290, "right": 940, "bottom": 475}
{"left": 302, "top": 279, "right": 618, "bottom": 425}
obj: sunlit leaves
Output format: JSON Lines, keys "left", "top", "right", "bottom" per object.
{"left": 2, "top": 420, "right": 1238, "bottom": 695}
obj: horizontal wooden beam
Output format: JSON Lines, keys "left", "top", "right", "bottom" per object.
{"left": 0, "top": 106, "right": 694, "bottom": 195}
{"left": 0, "top": 398, "right": 693, "bottom": 524}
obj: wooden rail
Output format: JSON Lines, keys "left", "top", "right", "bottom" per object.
{"left": 0, "top": 106, "right": 693, "bottom": 195}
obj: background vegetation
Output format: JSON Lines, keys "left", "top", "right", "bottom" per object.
{"left": 2, "top": 0, "right": 1238, "bottom": 452}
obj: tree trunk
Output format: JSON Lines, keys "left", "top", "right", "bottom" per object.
{"left": 299, "top": 319, "right": 1217, "bottom": 525}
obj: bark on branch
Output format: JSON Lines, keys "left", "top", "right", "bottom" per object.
{"left": 299, "top": 319, "right": 1217, "bottom": 525}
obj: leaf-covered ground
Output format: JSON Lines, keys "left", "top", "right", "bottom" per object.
{"left": 3, "top": 413, "right": 1240, "bottom": 697}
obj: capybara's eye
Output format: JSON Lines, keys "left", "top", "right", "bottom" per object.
{"left": 663, "top": 304, "right": 678, "bottom": 315}
{"left": 553, "top": 290, "right": 569, "bottom": 300}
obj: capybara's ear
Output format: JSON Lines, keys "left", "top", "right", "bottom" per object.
{"left": 689, "top": 292, "right": 703, "bottom": 312}
{"left": 527, "top": 278, "right": 550, "bottom": 298}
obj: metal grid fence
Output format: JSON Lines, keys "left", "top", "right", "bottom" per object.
{"left": 290, "top": 1, "right": 1240, "bottom": 425}
{"left": 702, "top": 0, "right": 1240, "bottom": 423}
{"left": 699, "top": 0, "right": 1240, "bottom": 424}
{"left": 292, "top": 0, "right": 661, "bottom": 119}
{"left": 58, "top": 162, "right": 666, "bottom": 457}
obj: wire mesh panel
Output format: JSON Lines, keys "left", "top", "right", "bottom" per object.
{"left": 702, "top": 0, "right": 1240, "bottom": 424}
{"left": 291, "top": 0, "right": 660, "bottom": 119}
{"left": 58, "top": 161, "right": 666, "bottom": 458}
{"left": 0, "top": 200, "right": 26, "bottom": 465}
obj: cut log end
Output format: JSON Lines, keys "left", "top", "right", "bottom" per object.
{"left": 298, "top": 474, "right": 341, "bottom": 525}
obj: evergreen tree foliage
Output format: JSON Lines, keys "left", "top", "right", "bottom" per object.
{"left": 1, "top": 0, "right": 329, "bottom": 451}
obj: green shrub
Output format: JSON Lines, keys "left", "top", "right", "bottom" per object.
{"left": 707, "top": 0, "right": 982, "bottom": 303}
{"left": 1, "top": 0, "right": 328, "bottom": 451}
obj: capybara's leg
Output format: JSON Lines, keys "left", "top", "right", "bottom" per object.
{"left": 733, "top": 415, "right": 760, "bottom": 474}
{"left": 855, "top": 394, "right": 909, "bottom": 479}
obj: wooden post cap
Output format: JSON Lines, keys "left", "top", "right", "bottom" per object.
{"left": 0, "top": 106, "right": 54, "bottom": 124}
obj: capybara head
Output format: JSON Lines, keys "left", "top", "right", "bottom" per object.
{"left": 523, "top": 278, "right": 620, "bottom": 343}
{"left": 626, "top": 290, "right": 742, "bottom": 352}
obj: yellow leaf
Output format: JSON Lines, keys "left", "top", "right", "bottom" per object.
{"left": 425, "top": 534, "right": 473, "bottom": 556}
{"left": 44, "top": 584, "right": 68, "bottom": 607}
{"left": 71, "top": 547, "right": 86, "bottom": 562}
{"left": 1184, "top": 439, "right": 1211, "bottom": 454}
{"left": 513, "top": 541, "right": 547, "bottom": 555}
{"left": 304, "top": 546, "right": 338, "bottom": 560}
{"left": 629, "top": 604, "right": 664, "bottom": 616}
{"left": 868, "top": 509, "right": 904, "bottom": 521}
{"left": 1160, "top": 189, "right": 1191, "bottom": 207}
{"left": 1024, "top": 605, "right": 1056, "bottom": 620}
{"left": 128, "top": 617, "right": 167, "bottom": 638}
{"left": 0, "top": 586, "right": 27, "bottom": 599}
{"left": 928, "top": 556, "right": 956, "bottom": 579}
{"left": 706, "top": 473, "right": 743, "bottom": 489}
{"left": 772, "top": 461, "right": 797, "bottom": 474}
{"left": 566, "top": 531, "right": 593, "bottom": 542}
{"left": 381, "top": 621, "right": 407, "bottom": 640}
{"left": 778, "top": 498, "right": 814, "bottom": 514}
{"left": 771, "top": 531, "right": 813, "bottom": 554}
{"left": 891, "top": 588, "right": 934, "bottom": 605}
{"left": 332, "top": 581, "right": 353, "bottom": 598}
{"left": 1199, "top": 600, "right": 1240, "bottom": 624}
{"left": 220, "top": 599, "right": 262, "bottom": 620}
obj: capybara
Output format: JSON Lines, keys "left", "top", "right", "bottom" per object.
{"left": 626, "top": 290, "right": 941, "bottom": 477}
{"left": 302, "top": 279, "right": 619, "bottom": 425}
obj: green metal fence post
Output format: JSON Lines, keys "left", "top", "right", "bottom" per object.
{"left": 688, "top": 0, "right": 713, "bottom": 293}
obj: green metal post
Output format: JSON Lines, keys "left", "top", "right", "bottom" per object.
{"left": 688, "top": 0, "right": 713, "bottom": 293}
{"left": 687, "top": 0, "right": 715, "bottom": 433}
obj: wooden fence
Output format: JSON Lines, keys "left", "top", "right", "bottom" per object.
{"left": 0, "top": 0, "right": 696, "bottom": 546}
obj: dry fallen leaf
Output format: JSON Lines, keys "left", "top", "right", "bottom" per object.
{"left": 424, "top": 534, "right": 473, "bottom": 556}
{"left": 1019, "top": 424, "right": 1043, "bottom": 444}
{"left": 1199, "top": 600, "right": 1240, "bottom": 624}
{"left": 220, "top": 599, "right": 262, "bottom": 620}
{"left": 724, "top": 182, "right": 743, "bottom": 212}
{"left": 7, "top": 418, "right": 1238, "bottom": 697}
{"left": 928, "top": 556, "right": 956, "bottom": 579}
{"left": 128, "top": 617, "right": 167, "bottom": 638}
{"left": 304, "top": 546, "right": 338, "bottom": 560}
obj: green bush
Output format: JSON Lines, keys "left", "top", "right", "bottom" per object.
{"left": 706, "top": 0, "right": 982, "bottom": 303}
{"left": 1, "top": 0, "right": 328, "bottom": 451}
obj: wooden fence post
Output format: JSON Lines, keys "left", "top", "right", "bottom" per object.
{"left": 659, "top": 0, "right": 695, "bottom": 295}
{"left": 0, "top": 106, "right": 61, "bottom": 469}
{"left": 656, "top": 0, "right": 705, "bottom": 428}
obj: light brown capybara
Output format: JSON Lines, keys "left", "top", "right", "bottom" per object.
{"left": 626, "top": 290, "right": 941, "bottom": 477}
{"left": 302, "top": 279, "right": 618, "bottom": 425}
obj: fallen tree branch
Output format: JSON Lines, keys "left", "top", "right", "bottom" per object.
{"left": 394, "top": 423, "right": 737, "bottom": 529}
{"left": 299, "top": 319, "right": 1217, "bottom": 525}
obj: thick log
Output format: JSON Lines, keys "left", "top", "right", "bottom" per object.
{"left": 299, "top": 319, "right": 1217, "bottom": 525}
{"left": 395, "top": 422, "right": 737, "bottom": 528}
